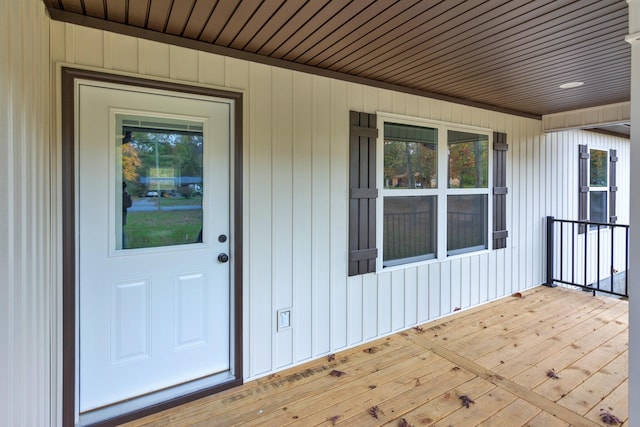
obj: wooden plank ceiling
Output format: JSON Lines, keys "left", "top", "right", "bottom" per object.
{"left": 44, "top": 0, "right": 631, "bottom": 135}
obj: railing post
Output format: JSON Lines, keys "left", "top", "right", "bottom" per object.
{"left": 546, "top": 216, "right": 557, "bottom": 287}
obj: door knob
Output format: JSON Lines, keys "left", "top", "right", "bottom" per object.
{"left": 218, "top": 253, "right": 229, "bottom": 263}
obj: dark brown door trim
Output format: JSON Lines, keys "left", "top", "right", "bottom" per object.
{"left": 61, "top": 67, "right": 244, "bottom": 427}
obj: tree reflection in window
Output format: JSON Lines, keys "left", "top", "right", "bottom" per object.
{"left": 589, "top": 149, "right": 607, "bottom": 187}
{"left": 448, "top": 131, "right": 488, "bottom": 189}
{"left": 381, "top": 120, "right": 492, "bottom": 265}
{"left": 383, "top": 123, "right": 437, "bottom": 189}
{"left": 118, "top": 119, "right": 204, "bottom": 250}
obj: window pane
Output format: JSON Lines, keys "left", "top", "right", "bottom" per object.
{"left": 447, "top": 195, "right": 487, "bottom": 255}
{"left": 590, "top": 191, "right": 607, "bottom": 224}
{"left": 448, "top": 131, "right": 488, "bottom": 188}
{"left": 383, "top": 196, "right": 436, "bottom": 265}
{"left": 384, "top": 123, "right": 437, "bottom": 189}
{"left": 589, "top": 149, "right": 607, "bottom": 187}
{"left": 117, "top": 118, "right": 204, "bottom": 250}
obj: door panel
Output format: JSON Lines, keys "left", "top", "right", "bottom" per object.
{"left": 78, "top": 83, "right": 232, "bottom": 413}
{"left": 110, "top": 279, "right": 150, "bottom": 364}
{"left": 174, "top": 272, "right": 208, "bottom": 349}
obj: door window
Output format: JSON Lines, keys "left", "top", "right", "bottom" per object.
{"left": 116, "top": 115, "right": 204, "bottom": 250}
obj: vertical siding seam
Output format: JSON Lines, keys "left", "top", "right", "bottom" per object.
{"left": 259, "top": 63, "right": 274, "bottom": 375}
{"left": 246, "top": 63, "right": 254, "bottom": 376}
{"left": 12, "top": 24, "right": 22, "bottom": 419}
{"left": 137, "top": 38, "right": 144, "bottom": 75}
{"left": 414, "top": 268, "right": 419, "bottom": 326}
{"left": 4, "top": 2, "right": 16, "bottom": 423}
{"left": 40, "top": 7, "right": 52, "bottom": 423}
{"left": 46, "top": 26, "right": 53, "bottom": 427}
{"left": 328, "top": 82, "right": 333, "bottom": 350}
{"left": 271, "top": 67, "right": 294, "bottom": 368}
{"left": 529, "top": 123, "right": 536, "bottom": 286}
{"left": 289, "top": 73, "right": 295, "bottom": 359}
{"left": 289, "top": 71, "right": 295, "bottom": 364}
{"left": 64, "top": 23, "right": 73, "bottom": 64}
{"left": 22, "top": 1, "right": 34, "bottom": 421}
{"left": 103, "top": 31, "right": 112, "bottom": 69}
{"left": 310, "top": 80, "right": 315, "bottom": 357}
{"left": 47, "top": 8, "right": 59, "bottom": 426}
{"left": 270, "top": 69, "right": 276, "bottom": 370}
{"left": 375, "top": 274, "right": 379, "bottom": 337}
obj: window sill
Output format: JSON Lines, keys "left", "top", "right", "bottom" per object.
{"left": 378, "top": 247, "right": 492, "bottom": 274}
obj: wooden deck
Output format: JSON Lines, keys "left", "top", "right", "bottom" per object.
{"left": 122, "top": 286, "right": 628, "bottom": 426}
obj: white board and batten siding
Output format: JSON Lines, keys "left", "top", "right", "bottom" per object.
{"left": 0, "top": 1, "right": 52, "bottom": 427}
{"left": 49, "top": 22, "right": 631, "bottom": 383}
{"left": 0, "top": 1, "right": 631, "bottom": 424}
{"left": 551, "top": 132, "right": 630, "bottom": 290}
{"left": 1, "top": 4, "right": 632, "bottom": 424}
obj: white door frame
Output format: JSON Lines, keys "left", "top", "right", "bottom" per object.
{"left": 60, "top": 67, "right": 243, "bottom": 427}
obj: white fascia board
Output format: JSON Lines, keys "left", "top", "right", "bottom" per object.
{"left": 541, "top": 102, "right": 630, "bottom": 133}
{"left": 626, "top": 31, "right": 640, "bottom": 43}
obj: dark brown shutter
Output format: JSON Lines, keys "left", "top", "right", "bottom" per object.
{"left": 493, "top": 132, "right": 508, "bottom": 249}
{"left": 349, "top": 111, "right": 378, "bottom": 276}
{"left": 609, "top": 149, "right": 618, "bottom": 223}
{"left": 578, "top": 144, "right": 589, "bottom": 233}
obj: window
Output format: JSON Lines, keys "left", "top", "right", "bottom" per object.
{"left": 348, "top": 110, "right": 507, "bottom": 276}
{"left": 578, "top": 145, "right": 618, "bottom": 233}
{"left": 447, "top": 130, "right": 489, "bottom": 256}
{"left": 382, "top": 123, "right": 438, "bottom": 266}
{"left": 380, "top": 118, "right": 491, "bottom": 267}
{"left": 589, "top": 149, "right": 608, "bottom": 225}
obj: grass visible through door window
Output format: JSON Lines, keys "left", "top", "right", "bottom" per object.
{"left": 125, "top": 209, "right": 203, "bottom": 249}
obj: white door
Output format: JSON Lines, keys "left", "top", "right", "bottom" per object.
{"left": 77, "top": 82, "right": 232, "bottom": 414}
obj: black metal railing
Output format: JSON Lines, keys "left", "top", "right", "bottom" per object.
{"left": 383, "top": 211, "right": 435, "bottom": 261}
{"left": 546, "top": 216, "right": 629, "bottom": 297}
{"left": 447, "top": 210, "right": 485, "bottom": 253}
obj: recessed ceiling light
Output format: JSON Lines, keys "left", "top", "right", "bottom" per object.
{"left": 559, "top": 81, "right": 584, "bottom": 89}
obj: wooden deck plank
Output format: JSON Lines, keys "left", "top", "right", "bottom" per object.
{"left": 432, "top": 386, "right": 518, "bottom": 426}
{"left": 532, "top": 330, "right": 628, "bottom": 403}
{"left": 472, "top": 296, "right": 620, "bottom": 368}
{"left": 493, "top": 305, "right": 628, "bottom": 382}
{"left": 452, "top": 287, "right": 600, "bottom": 334}
{"left": 420, "top": 288, "right": 580, "bottom": 346}
{"left": 430, "top": 297, "right": 607, "bottom": 362}
{"left": 557, "top": 350, "right": 628, "bottom": 416}
{"left": 525, "top": 411, "right": 572, "bottom": 427}
{"left": 584, "top": 378, "right": 628, "bottom": 425}
{"left": 405, "top": 331, "right": 602, "bottom": 427}
{"left": 412, "top": 289, "right": 559, "bottom": 343}
{"left": 443, "top": 295, "right": 623, "bottom": 362}
{"left": 119, "top": 287, "right": 627, "bottom": 427}
{"left": 511, "top": 321, "right": 627, "bottom": 391}
{"left": 309, "top": 362, "right": 477, "bottom": 426}
{"left": 221, "top": 350, "right": 451, "bottom": 426}
{"left": 475, "top": 399, "right": 541, "bottom": 426}
{"left": 125, "top": 334, "right": 415, "bottom": 426}
{"left": 294, "top": 356, "right": 463, "bottom": 426}
{"left": 190, "top": 337, "right": 426, "bottom": 426}
{"left": 377, "top": 376, "right": 497, "bottom": 427}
